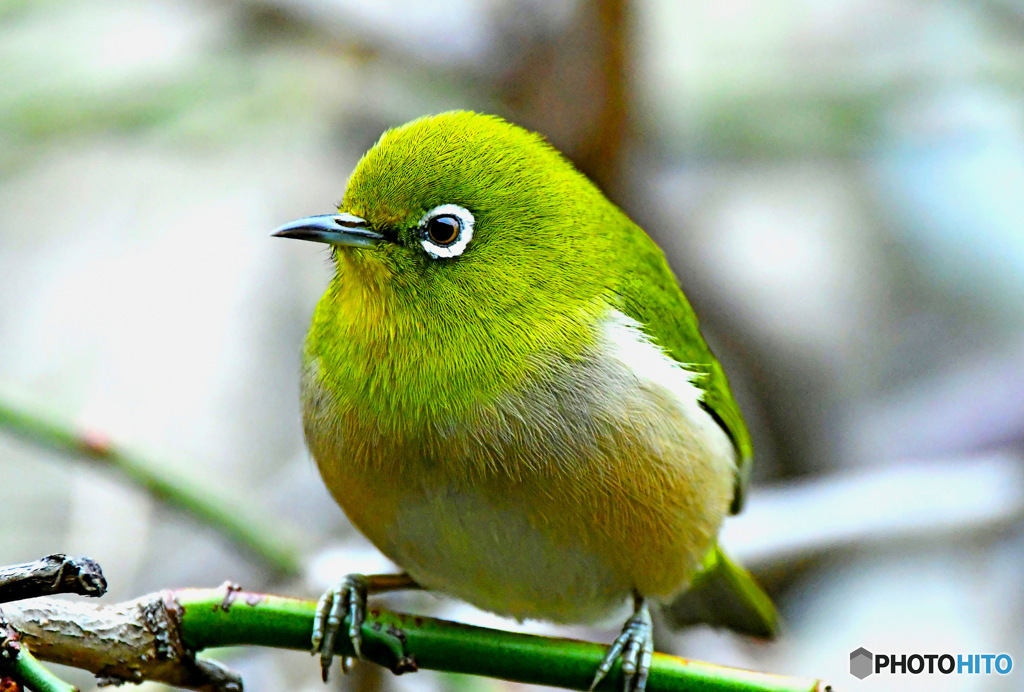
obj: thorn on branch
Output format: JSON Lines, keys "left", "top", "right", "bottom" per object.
{"left": 0, "top": 555, "right": 107, "bottom": 605}
{"left": 217, "top": 583, "right": 242, "bottom": 612}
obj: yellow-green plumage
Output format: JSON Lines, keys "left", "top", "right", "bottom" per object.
{"left": 296, "top": 111, "right": 774, "bottom": 638}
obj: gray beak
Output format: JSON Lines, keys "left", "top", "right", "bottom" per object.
{"left": 271, "top": 213, "right": 384, "bottom": 248}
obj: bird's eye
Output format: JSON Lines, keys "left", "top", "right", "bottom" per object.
{"left": 426, "top": 215, "right": 461, "bottom": 246}
{"left": 418, "top": 204, "right": 475, "bottom": 259}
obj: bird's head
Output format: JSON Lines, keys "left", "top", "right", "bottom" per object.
{"left": 274, "top": 111, "right": 620, "bottom": 317}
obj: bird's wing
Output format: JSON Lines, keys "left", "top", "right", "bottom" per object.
{"left": 615, "top": 230, "right": 753, "bottom": 514}
{"left": 664, "top": 544, "right": 778, "bottom": 637}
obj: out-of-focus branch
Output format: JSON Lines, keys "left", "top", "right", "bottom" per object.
{"left": 501, "top": 0, "right": 631, "bottom": 195}
{"left": 722, "top": 453, "right": 1024, "bottom": 569}
{"left": 0, "top": 400, "right": 304, "bottom": 578}
{"left": 1, "top": 586, "right": 829, "bottom": 692}
{"left": 0, "top": 555, "right": 106, "bottom": 605}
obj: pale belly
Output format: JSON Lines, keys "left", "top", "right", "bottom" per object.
{"left": 304, "top": 311, "right": 737, "bottom": 624}
{"left": 383, "top": 481, "right": 634, "bottom": 623}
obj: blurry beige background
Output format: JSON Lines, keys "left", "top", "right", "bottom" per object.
{"left": 2, "top": 1, "right": 1023, "bottom": 691}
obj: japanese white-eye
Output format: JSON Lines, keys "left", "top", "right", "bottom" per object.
{"left": 274, "top": 111, "right": 777, "bottom": 692}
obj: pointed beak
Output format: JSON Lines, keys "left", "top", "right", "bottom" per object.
{"left": 271, "top": 213, "right": 384, "bottom": 248}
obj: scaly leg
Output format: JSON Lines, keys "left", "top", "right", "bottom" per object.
{"left": 312, "top": 572, "right": 421, "bottom": 681}
{"left": 590, "top": 594, "right": 654, "bottom": 692}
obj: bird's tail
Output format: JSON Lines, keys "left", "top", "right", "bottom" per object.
{"left": 662, "top": 544, "right": 778, "bottom": 639}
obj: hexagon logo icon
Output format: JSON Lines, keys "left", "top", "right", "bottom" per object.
{"left": 850, "top": 647, "right": 873, "bottom": 679}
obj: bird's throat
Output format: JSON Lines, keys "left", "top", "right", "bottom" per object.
{"left": 306, "top": 265, "right": 610, "bottom": 430}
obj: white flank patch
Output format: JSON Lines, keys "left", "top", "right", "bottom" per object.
{"left": 600, "top": 309, "right": 736, "bottom": 467}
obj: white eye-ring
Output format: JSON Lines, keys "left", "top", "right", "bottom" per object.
{"left": 418, "top": 204, "right": 474, "bottom": 259}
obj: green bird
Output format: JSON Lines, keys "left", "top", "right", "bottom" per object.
{"left": 274, "top": 111, "right": 777, "bottom": 692}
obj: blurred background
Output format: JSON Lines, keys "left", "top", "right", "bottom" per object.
{"left": 2, "top": 0, "right": 1023, "bottom": 690}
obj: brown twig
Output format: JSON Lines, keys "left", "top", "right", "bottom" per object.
{"left": 2, "top": 592, "right": 239, "bottom": 692}
{"left": 0, "top": 555, "right": 107, "bottom": 605}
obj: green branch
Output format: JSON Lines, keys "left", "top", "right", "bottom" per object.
{"left": 3, "top": 609, "right": 78, "bottom": 692}
{"left": 5, "top": 586, "right": 828, "bottom": 691}
{"left": 2, "top": 644, "right": 77, "bottom": 692}
{"left": 0, "top": 399, "right": 304, "bottom": 578}
{"left": 175, "top": 588, "right": 827, "bottom": 692}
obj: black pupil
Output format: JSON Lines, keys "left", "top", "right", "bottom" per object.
{"left": 427, "top": 215, "right": 460, "bottom": 245}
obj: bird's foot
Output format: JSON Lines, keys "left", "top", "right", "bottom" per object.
{"left": 590, "top": 598, "right": 654, "bottom": 692}
{"left": 312, "top": 573, "right": 369, "bottom": 681}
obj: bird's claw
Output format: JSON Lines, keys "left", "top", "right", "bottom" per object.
{"left": 590, "top": 599, "right": 653, "bottom": 692}
{"left": 312, "top": 573, "right": 369, "bottom": 682}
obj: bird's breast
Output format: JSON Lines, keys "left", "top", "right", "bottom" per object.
{"left": 302, "top": 308, "right": 736, "bottom": 623}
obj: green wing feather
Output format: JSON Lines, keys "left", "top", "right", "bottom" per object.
{"left": 614, "top": 224, "right": 753, "bottom": 514}
{"left": 663, "top": 544, "right": 778, "bottom": 638}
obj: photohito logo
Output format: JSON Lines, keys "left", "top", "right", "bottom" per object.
{"left": 849, "top": 648, "right": 1013, "bottom": 680}
{"left": 850, "top": 648, "right": 873, "bottom": 679}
